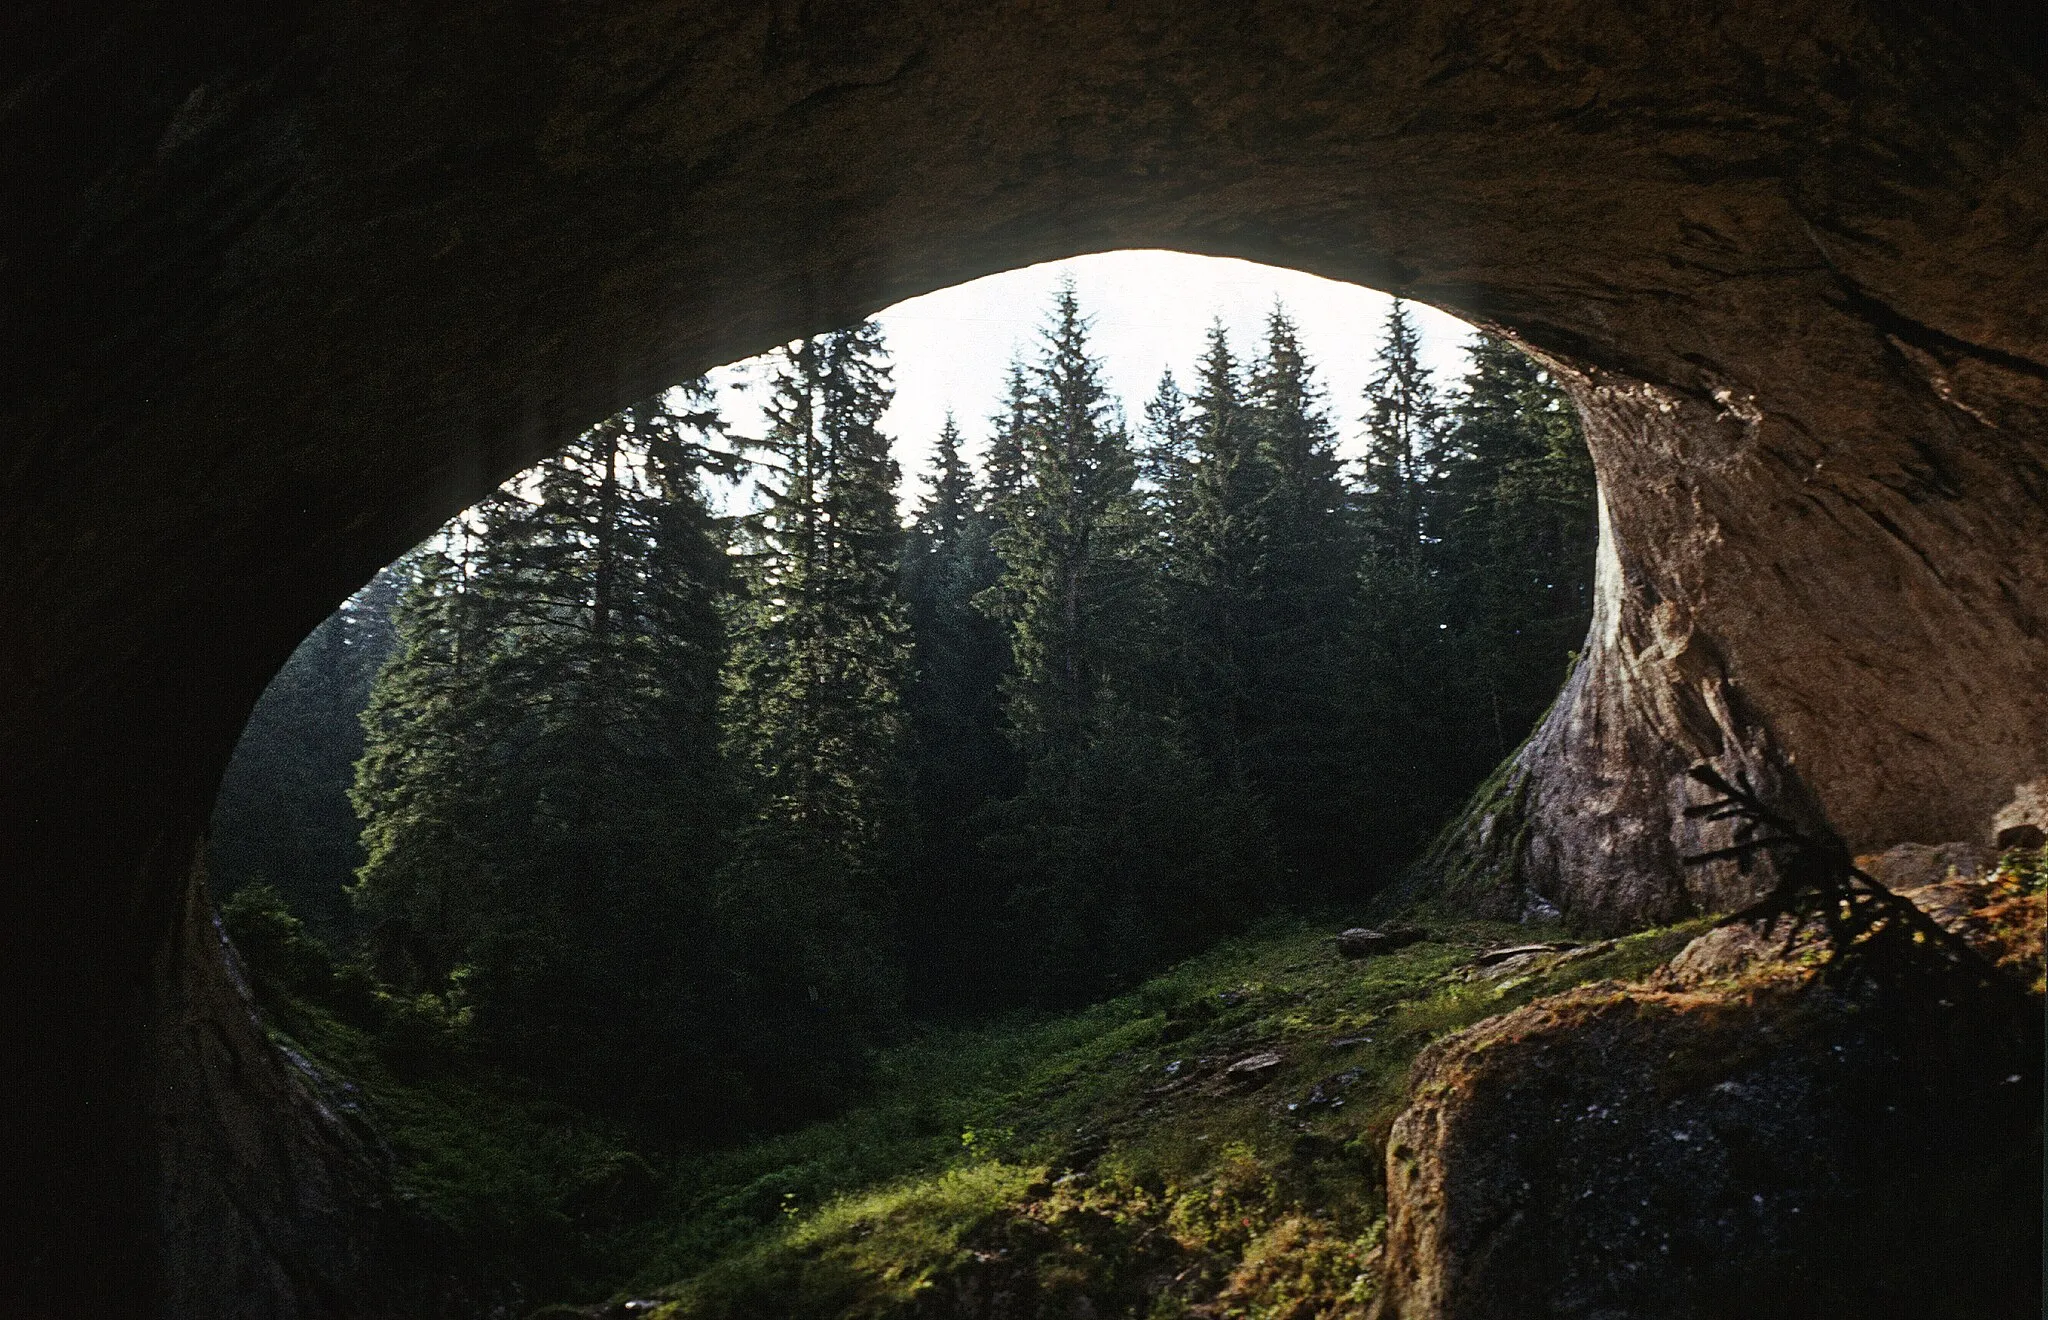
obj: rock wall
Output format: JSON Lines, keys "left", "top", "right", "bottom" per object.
{"left": 1429, "top": 331, "right": 2048, "bottom": 929}
{"left": 150, "top": 868, "right": 395, "bottom": 1319}
{"left": 1, "top": 1, "right": 2042, "bottom": 1312}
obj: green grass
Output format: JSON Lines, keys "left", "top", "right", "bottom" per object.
{"left": 244, "top": 907, "right": 1711, "bottom": 1317}
{"left": 255, "top": 995, "right": 652, "bottom": 1308}
{"left": 614, "top": 910, "right": 1712, "bottom": 1319}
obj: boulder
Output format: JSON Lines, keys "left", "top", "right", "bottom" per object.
{"left": 1374, "top": 881, "right": 2044, "bottom": 1319}
{"left": 1337, "top": 927, "right": 1428, "bottom": 960}
{"left": 1226, "top": 1051, "right": 1285, "bottom": 1080}
{"left": 1854, "top": 840, "right": 1995, "bottom": 890}
{"left": 1992, "top": 778, "right": 2048, "bottom": 851}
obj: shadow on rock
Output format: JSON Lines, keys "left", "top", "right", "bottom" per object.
{"left": 1372, "top": 869, "right": 2044, "bottom": 1320}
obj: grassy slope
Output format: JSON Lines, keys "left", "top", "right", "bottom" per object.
{"left": 237, "top": 846, "right": 2046, "bottom": 1320}
{"left": 590, "top": 910, "right": 1713, "bottom": 1319}
{"left": 251, "top": 991, "right": 659, "bottom": 1311}
{"left": 250, "top": 909, "right": 1713, "bottom": 1317}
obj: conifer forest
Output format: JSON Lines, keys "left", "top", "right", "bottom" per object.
{"left": 214, "top": 285, "right": 1596, "bottom": 1139}
{"left": 195, "top": 266, "right": 2048, "bottom": 1320}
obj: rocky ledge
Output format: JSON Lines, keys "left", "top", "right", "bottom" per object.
{"left": 1374, "top": 865, "right": 2044, "bottom": 1320}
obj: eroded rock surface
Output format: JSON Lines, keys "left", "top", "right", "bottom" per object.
{"left": 1854, "top": 841, "right": 1996, "bottom": 891}
{"left": 1375, "top": 874, "right": 2045, "bottom": 1319}
{"left": 150, "top": 870, "right": 396, "bottom": 1319}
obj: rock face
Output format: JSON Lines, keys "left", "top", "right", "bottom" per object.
{"left": 1992, "top": 778, "right": 2048, "bottom": 849}
{"left": 150, "top": 871, "right": 396, "bottom": 1320}
{"left": 1854, "top": 840, "right": 1996, "bottom": 890}
{"left": 1374, "top": 876, "right": 2045, "bottom": 1319}
{"left": 1, "top": 2, "right": 2043, "bottom": 1313}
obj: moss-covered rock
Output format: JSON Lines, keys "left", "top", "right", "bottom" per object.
{"left": 1374, "top": 866, "right": 2046, "bottom": 1320}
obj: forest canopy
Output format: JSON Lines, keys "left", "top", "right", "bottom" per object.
{"left": 209, "top": 282, "right": 1597, "bottom": 1137}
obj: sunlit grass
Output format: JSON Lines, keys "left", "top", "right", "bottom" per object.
{"left": 655, "top": 1162, "right": 1043, "bottom": 1320}
{"left": 625, "top": 911, "right": 1714, "bottom": 1318}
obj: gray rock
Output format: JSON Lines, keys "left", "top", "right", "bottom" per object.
{"left": 1338, "top": 926, "right": 1428, "bottom": 959}
{"left": 1992, "top": 778, "right": 2048, "bottom": 851}
{"left": 1855, "top": 840, "right": 1995, "bottom": 890}
{"left": 1377, "top": 882, "right": 2043, "bottom": 1319}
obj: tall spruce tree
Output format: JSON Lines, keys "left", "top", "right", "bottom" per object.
{"left": 719, "top": 323, "right": 913, "bottom": 1095}
{"left": 351, "top": 513, "right": 514, "bottom": 994}
{"left": 980, "top": 281, "right": 1149, "bottom": 756}
{"left": 1346, "top": 298, "right": 1463, "bottom": 865}
{"left": 979, "top": 285, "right": 1268, "bottom": 1003}
{"left": 1133, "top": 368, "right": 1203, "bottom": 710}
{"left": 1249, "top": 307, "right": 1353, "bottom": 582}
{"left": 1137, "top": 369, "right": 1199, "bottom": 566}
{"left": 350, "top": 388, "right": 734, "bottom": 1115}
{"left": 899, "top": 415, "right": 1016, "bottom": 1010}
{"left": 1241, "top": 307, "right": 1363, "bottom": 885}
{"left": 725, "top": 323, "right": 913, "bottom": 874}
{"left": 984, "top": 361, "right": 1034, "bottom": 510}
{"left": 1357, "top": 298, "right": 1447, "bottom": 562}
{"left": 1179, "top": 323, "right": 1269, "bottom": 786}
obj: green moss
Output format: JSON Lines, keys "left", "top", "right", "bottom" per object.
{"left": 1993, "top": 846, "right": 2047, "bottom": 895}
{"left": 1394, "top": 759, "right": 1535, "bottom": 916}
{"left": 627, "top": 911, "right": 1713, "bottom": 1319}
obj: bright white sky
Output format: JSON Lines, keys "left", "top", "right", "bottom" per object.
{"left": 708, "top": 250, "right": 1477, "bottom": 510}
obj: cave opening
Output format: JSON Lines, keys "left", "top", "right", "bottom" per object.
{"left": 4, "top": 5, "right": 2042, "bottom": 1316}
{"left": 202, "top": 248, "right": 1599, "bottom": 1135}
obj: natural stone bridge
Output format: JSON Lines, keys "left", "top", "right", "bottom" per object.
{"left": 4, "top": 3, "right": 2042, "bottom": 1315}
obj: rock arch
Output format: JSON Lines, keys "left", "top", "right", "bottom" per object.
{"left": 3, "top": 2, "right": 2042, "bottom": 1314}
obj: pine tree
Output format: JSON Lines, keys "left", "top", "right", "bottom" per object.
{"left": 724, "top": 323, "right": 913, "bottom": 873}
{"left": 977, "top": 284, "right": 1268, "bottom": 1003}
{"left": 1131, "top": 368, "right": 1202, "bottom": 711}
{"left": 1337, "top": 319, "right": 1599, "bottom": 876}
{"left": 350, "top": 388, "right": 734, "bottom": 1114}
{"left": 1240, "top": 306, "right": 1364, "bottom": 884}
{"left": 1178, "top": 323, "right": 1269, "bottom": 786}
{"left": 719, "top": 323, "right": 914, "bottom": 1089}
{"left": 1251, "top": 306, "right": 1351, "bottom": 555}
{"left": 1357, "top": 298, "right": 1446, "bottom": 562}
{"left": 901, "top": 416, "right": 1010, "bottom": 824}
{"left": 1346, "top": 298, "right": 1461, "bottom": 866}
{"left": 984, "top": 362, "right": 1034, "bottom": 510}
{"left": 1137, "top": 369, "right": 1198, "bottom": 554}
{"left": 915, "top": 414, "right": 977, "bottom": 544}
{"left": 980, "top": 280, "right": 1148, "bottom": 757}
{"left": 1435, "top": 335, "right": 1597, "bottom": 765}
{"left": 351, "top": 522, "right": 509, "bottom": 993}
{"left": 898, "top": 415, "right": 1016, "bottom": 1010}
